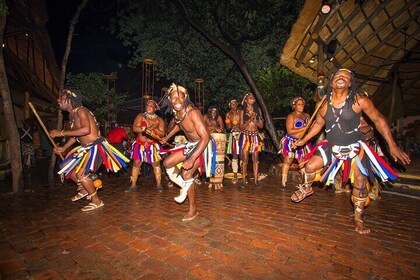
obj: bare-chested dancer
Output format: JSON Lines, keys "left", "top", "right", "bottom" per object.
{"left": 225, "top": 99, "right": 242, "bottom": 183}
{"left": 126, "top": 100, "right": 166, "bottom": 192}
{"left": 161, "top": 83, "right": 211, "bottom": 221}
{"left": 239, "top": 93, "right": 264, "bottom": 187}
{"left": 50, "top": 89, "right": 129, "bottom": 211}
{"left": 204, "top": 106, "right": 224, "bottom": 133}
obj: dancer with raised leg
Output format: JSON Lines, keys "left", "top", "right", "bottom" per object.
{"left": 161, "top": 83, "right": 211, "bottom": 221}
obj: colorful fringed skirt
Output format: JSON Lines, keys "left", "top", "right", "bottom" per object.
{"left": 239, "top": 130, "right": 263, "bottom": 155}
{"left": 131, "top": 138, "right": 162, "bottom": 164}
{"left": 306, "top": 140, "right": 397, "bottom": 185}
{"left": 279, "top": 133, "right": 313, "bottom": 162}
{"left": 226, "top": 132, "right": 240, "bottom": 156}
{"left": 160, "top": 138, "right": 217, "bottom": 177}
{"left": 58, "top": 137, "right": 130, "bottom": 179}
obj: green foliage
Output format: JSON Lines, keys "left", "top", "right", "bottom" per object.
{"left": 256, "top": 65, "right": 315, "bottom": 117}
{"left": 65, "top": 73, "right": 128, "bottom": 123}
{"left": 0, "top": 0, "right": 8, "bottom": 14}
{"left": 110, "top": 0, "right": 305, "bottom": 114}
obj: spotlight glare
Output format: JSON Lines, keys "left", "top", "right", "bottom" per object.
{"left": 321, "top": 2, "right": 331, "bottom": 15}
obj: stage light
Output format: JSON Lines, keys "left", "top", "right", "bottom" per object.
{"left": 321, "top": 2, "right": 331, "bottom": 15}
{"left": 309, "top": 55, "right": 317, "bottom": 64}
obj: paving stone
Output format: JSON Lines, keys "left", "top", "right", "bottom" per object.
{"left": 0, "top": 162, "right": 419, "bottom": 279}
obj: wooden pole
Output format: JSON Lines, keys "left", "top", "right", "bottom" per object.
{"left": 28, "top": 102, "right": 64, "bottom": 161}
{"left": 297, "top": 95, "right": 327, "bottom": 142}
{"left": 24, "top": 91, "right": 30, "bottom": 119}
{"left": 145, "top": 128, "right": 174, "bottom": 148}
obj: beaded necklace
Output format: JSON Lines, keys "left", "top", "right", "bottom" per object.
{"left": 325, "top": 94, "right": 360, "bottom": 134}
{"left": 144, "top": 112, "right": 157, "bottom": 119}
{"left": 174, "top": 107, "right": 188, "bottom": 124}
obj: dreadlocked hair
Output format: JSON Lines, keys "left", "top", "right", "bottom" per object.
{"left": 325, "top": 69, "right": 359, "bottom": 108}
{"left": 159, "top": 83, "right": 194, "bottom": 115}
{"left": 61, "top": 89, "right": 83, "bottom": 109}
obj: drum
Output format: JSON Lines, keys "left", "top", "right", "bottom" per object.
{"left": 209, "top": 133, "right": 226, "bottom": 189}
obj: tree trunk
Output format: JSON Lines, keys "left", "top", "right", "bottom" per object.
{"left": 174, "top": 0, "right": 281, "bottom": 149}
{"left": 0, "top": 13, "right": 24, "bottom": 193}
{"left": 48, "top": 0, "right": 88, "bottom": 188}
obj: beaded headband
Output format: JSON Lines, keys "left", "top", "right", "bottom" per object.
{"left": 62, "top": 89, "right": 77, "bottom": 97}
{"left": 337, "top": 68, "right": 352, "bottom": 74}
{"left": 291, "top": 96, "right": 305, "bottom": 107}
{"left": 242, "top": 93, "right": 253, "bottom": 105}
{"left": 229, "top": 99, "right": 237, "bottom": 107}
{"left": 167, "top": 83, "right": 187, "bottom": 99}
{"left": 146, "top": 100, "right": 160, "bottom": 110}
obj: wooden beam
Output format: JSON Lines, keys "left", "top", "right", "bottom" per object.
{"left": 341, "top": 0, "right": 417, "bottom": 71}
{"left": 358, "top": 27, "right": 420, "bottom": 88}
{"left": 295, "top": 2, "right": 363, "bottom": 68}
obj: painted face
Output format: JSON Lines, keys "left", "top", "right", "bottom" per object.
{"left": 294, "top": 100, "right": 305, "bottom": 112}
{"left": 331, "top": 70, "right": 352, "bottom": 89}
{"left": 230, "top": 101, "right": 238, "bottom": 110}
{"left": 169, "top": 89, "right": 186, "bottom": 112}
{"left": 146, "top": 101, "right": 157, "bottom": 114}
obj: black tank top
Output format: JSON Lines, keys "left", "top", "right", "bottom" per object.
{"left": 325, "top": 102, "right": 362, "bottom": 145}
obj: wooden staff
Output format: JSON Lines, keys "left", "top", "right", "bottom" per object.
{"left": 28, "top": 102, "right": 64, "bottom": 161}
{"left": 296, "top": 95, "right": 327, "bottom": 142}
{"left": 144, "top": 128, "right": 174, "bottom": 148}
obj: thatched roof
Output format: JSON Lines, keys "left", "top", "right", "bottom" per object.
{"left": 4, "top": 0, "right": 60, "bottom": 115}
{"left": 280, "top": 0, "right": 420, "bottom": 121}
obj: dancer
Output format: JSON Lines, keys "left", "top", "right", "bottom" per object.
{"left": 50, "top": 89, "right": 130, "bottom": 211}
{"left": 239, "top": 93, "right": 264, "bottom": 187}
{"left": 292, "top": 69, "right": 410, "bottom": 234}
{"left": 161, "top": 83, "right": 211, "bottom": 221}
{"left": 204, "top": 106, "right": 224, "bottom": 133}
{"left": 225, "top": 99, "right": 242, "bottom": 183}
{"left": 126, "top": 100, "right": 166, "bottom": 192}
{"left": 279, "top": 96, "right": 312, "bottom": 189}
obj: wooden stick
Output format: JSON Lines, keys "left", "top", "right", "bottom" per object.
{"left": 144, "top": 128, "right": 174, "bottom": 148}
{"left": 297, "top": 95, "right": 327, "bottom": 142}
{"left": 28, "top": 102, "right": 64, "bottom": 160}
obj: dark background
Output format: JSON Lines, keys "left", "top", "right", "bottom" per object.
{"left": 46, "top": 0, "right": 140, "bottom": 98}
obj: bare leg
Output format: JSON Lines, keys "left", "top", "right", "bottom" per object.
{"left": 70, "top": 173, "right": 88, "bottom": 201}
{"left": 352, "top": 168, "right": 370, "bottom": 234}
{"left": 334, "top": 170, "right": 344, "bottom": 193}
{"left": 281, "top": 156, "right": 292, "bottom": 189}
{"left": 153, "top": 162, "right": 163, "bottom": 191}
{"left": 291, "top": 156, "right": 323, "bottom": 202}
{"left": 241, "top": 153, "right": 249, "bottom": 188}
{"left": 180, "top": 158, "right": 201, "bottom": 221}
{"left": 232, "top": 157, "right": 239, "bottom": 184}
{"left": 126, "top": 161, "right": 141, "bottom": 192}
{"left": 182, "top": 181, "right": 198, "bottom": 221}
{"left": 77, "top": 172, "right": 104, "bottom": 211}
{"left": 252, "top": 152, "right": 260, "bottom": 186}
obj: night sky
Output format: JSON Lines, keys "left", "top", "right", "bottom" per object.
{"left": 46, "top": 0, "right": 140, "bottom": 98}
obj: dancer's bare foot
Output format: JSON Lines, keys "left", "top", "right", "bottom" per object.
{"left": 354, "top": 215, "right": 370, "bottom": 234}
{"left": 182, "top": 210, "right": 199, "bottom": 222}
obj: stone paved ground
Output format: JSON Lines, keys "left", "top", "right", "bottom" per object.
{"left": 0, "top": 162, "right": 419, "bottom": 280}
